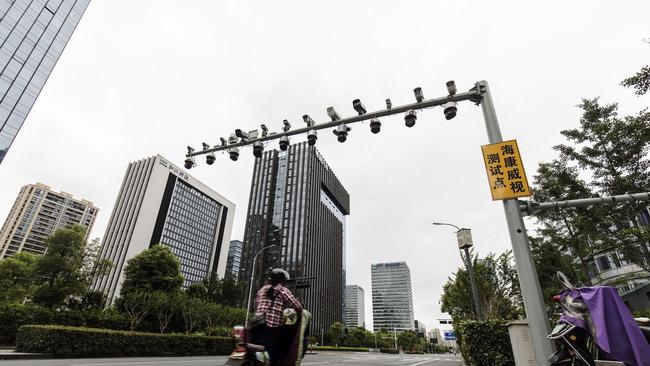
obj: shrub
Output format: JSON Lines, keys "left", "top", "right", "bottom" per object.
{"left": 204, "top": 326, "right": 232, "bottom": 337}
{"left": 380, "top": 348, "right": 399, "bottom": 354}
{"left": 456, "top": 320, "right": 514, "bottom": 366}
{"left": 16, "top": 325, "right": 234, "bottom": 357}
{"left": 309, "top": 346, "right": 369, "bottom": 352}
{"left": 0, "top": 303, "right": 51, "bottom": 345}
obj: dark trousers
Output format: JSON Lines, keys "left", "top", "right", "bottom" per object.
{"left": 255, "top": 325, "right": 291, "bottom": 365}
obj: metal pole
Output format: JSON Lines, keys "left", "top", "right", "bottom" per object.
{"left": 463, "top": 247, "right": 483, "bottom": 321}
{"left": 244, "top": 244, "right": 275, "bottom": 326}
{"left": 478, "top": 80, "right": 553, "bottom": 365}
{"left": 521, "top": 192, "right": 650, "bottom": 215}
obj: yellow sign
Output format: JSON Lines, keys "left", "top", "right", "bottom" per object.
{"left": 481, "top": 140, "right": 532, "bottom": 200}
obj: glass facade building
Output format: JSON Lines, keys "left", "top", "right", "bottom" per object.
{"left": 371, "top": 262, "right": 415, "bottom": 332}
{"left": 225, "top": 239, "right": 243, "bottom": 280}
{"left": 0, "top": 0, "right": 91, "bottom": 164}
{"left": 92, "top": 155, "right": 235, "bottom": 305}
{"left": 345, "top": 284, "right": 365, "bottom": 329}
{"left": 241, "top": 142, "right": 350, "bottom": 337}
{"left": 0, "top": 182, "right": 97, "bottom": 258}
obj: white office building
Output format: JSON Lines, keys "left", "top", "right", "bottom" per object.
{"left": 371, "top": 262, "right": 414, "bottom": 332}
{"left": 92, "top": 155, "right": 235, "bottom": 304}
{"left": 345, "top": 284, "right": 365, "bottom": 329}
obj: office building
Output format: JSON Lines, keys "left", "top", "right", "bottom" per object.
{"left": 92, "top": 155, "right": 235, "bottom": 304}
{"left": 0, "top": 0, "right": 91, "bottom": 164}
{"left": 414, "top": 319, "right": 426, "bottom": 337}
{"left": 225, "top": 239, "right": 243, "bottom": 280}
{"left": 345, "top": 284, "right": 365, "bottom": 329}
{"left": 0, "top": 182, "right": 97, "bottom": 258}
{"left": 240, "top": 142, "right": 349, "bottom": 337}
{"left": 371, "top": 262, "right": 414, "bottom": 332}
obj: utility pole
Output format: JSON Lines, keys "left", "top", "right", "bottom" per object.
{"left": 244, "top": 244, "right": 275, "bottom": 326}
{"left": 478, "top": 81, "right": 553, "bottom": 363}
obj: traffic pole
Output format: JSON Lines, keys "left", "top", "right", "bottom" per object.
{"left": 478, "top": 80, "right": 554, "bottom": 365}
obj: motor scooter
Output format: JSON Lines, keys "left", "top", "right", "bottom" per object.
{"left": 548, "top": 272, "right": 650, "bottom": 366}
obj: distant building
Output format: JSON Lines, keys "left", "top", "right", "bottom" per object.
{"left": 0, "top": 183, "right": 98, "bottom": 258}
{"left": 414, "top": 320, "right": 426, "bottom": 337}
{"left": 226, "top": 240, "right": 243, "bottom": 280}
{"left": 345, "top": 284, "right": 365, "bottom": 329}
{"left": 92, "top": 155, "right": 235, "bottom": 304}
{"left": 433, "top": 317, "right": 457, "bottom": 349}
{"left": 371, "top": 262, "right": 414, "bottom": 332}
{"left": 240, "top": 142, "right": 350, "bottom": 337}
{"left": 0, "top": 0, "right": 91, "bottom": 164}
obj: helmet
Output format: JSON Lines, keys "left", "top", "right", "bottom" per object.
{"left": 269, "top": 268, "right": 290, "bottom": 285}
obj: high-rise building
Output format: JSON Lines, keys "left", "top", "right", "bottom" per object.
{"left": 371, "top": 262, "right": 414, "bottom": 333}
{"left": 92, "top": 155, "right": 235, "bottom": 304}
{"left": 226, "top": 239, "right": 243, "bottom": 280}
{"left": 240, "top": 142, "right": 349, "bottom": 337}
{"left": 0, "top": 0, "right": 91, "bottom": 164}
{"left": 345, "top": 284, "right": 365, "bottom": 329}
{"left": 0, "top": 182, "right": 97, "bottom": 259}
{"left": 414, "top": 319, "right": 426, "bottom": 337}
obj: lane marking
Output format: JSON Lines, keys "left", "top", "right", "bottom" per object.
{"left": 406, "top": 360, "right": 436, "bottom": 366}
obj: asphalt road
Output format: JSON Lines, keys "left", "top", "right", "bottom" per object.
{"left": 0, "top": 352, "right": 465, "bottom": 365}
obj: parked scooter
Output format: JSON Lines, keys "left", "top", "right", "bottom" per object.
{"left": 548, "top": 272, "right": 650, "bottom": 366}
{"left": 224, "top": 309, "right": 311, "bottom": 366}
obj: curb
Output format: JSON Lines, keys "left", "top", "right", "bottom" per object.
{"left": 0, "top": 351, "right": 53, "bottom": 360}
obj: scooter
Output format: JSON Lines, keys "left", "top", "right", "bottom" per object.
{"left": 547, "top": 272, "right": 650, "bottom": 366}
{"left": 225, "top": 309, "right": 311, "bottom": 366}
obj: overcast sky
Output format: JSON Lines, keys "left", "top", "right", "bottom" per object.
{"left": 1, "top": 1, "right": 649, "bottom": 331}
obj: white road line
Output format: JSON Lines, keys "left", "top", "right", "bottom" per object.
{"left": 405, "top": 360, "right": 436, "bottom": 366}
{"left": 75, "top": 360, "right": 212, "bottom": 366}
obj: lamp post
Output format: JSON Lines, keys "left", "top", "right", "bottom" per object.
{"left": 244, "top": 244, "right": 275, "bottom": 326}
{"left": 432, "top": 222, "right": 483, "bottom": 322}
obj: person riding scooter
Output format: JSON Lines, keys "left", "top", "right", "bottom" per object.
{"left": 251, "top": 268, "right": 302, "bottom": 365}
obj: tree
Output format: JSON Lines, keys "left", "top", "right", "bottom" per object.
{"left": 621, "top": 40, "right": 650, "bottom": 96}
{"left": 119, "top": 245, "right": 184, "bottom": 296}
{"left": 32, "top": 226, "right": 88, "bottom": 308}
{"left": 330, "top": 321, "right": 344, "bottom": 347}
{"left": 397, "top": 330, "right": 418, "bottom": 351}
{"left": 202, "top": 273, "right": 245, "bottom": 307}
{"left": 0, "top": 252, "right": 37, "bottom": 302}
{"left": 441, "top": 251, "right": 522, "bottom": 322}
{"left": 530, "top": 97, "right": 650, "bottom": 283}
{"left": 186, "top": 282, "right": 208, "bottom": 300}
{"left": 180, "top": 295, "right": 206, "bottom": 334}
{"left": 122, "top": 290, "right": 154, "bottom": 331}
{"left": 80, "top": 237, "right": 113, "bottom": 287}
{"left": 150, "top": 291, "right": 183, "bottom": 333}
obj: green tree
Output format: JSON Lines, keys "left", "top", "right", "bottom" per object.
{"left": 119, "top": 245, "right": 184, "bottom": 296}
{"left": 121, "top": 290, "right": 154, "bottom": 331}
{"left": 330, "top": 321, "right": 344, "bottom": 347}
{"left": 186, "top": 282, "right": 208, "bottom": 300}
{"left": 0, "top": 252, "right": 37, "bottom": 303}
{"left": 32, "top": 226, "right": 88, "bottom": 308}
{"left": 202, "top": 273, "right": 245, "bottom": 307}
{"left": 397, "top": 330, "right": 418, "bottom": 351}
{"left": 441, "top": 251, "right": 522, "bottom": 322}
{"left": 621, "top": 40, "right": 650, "bottom": 96}
{"left": 150, "top": 291, "right": 183, "bottom": 333}
{"left": 180, "top": 295, "right": 206, "bottom": 334}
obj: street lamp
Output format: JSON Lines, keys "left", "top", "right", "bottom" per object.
{"left": 244, "top": 244, "right": 276, "bottom": 326}
{"left": 432, "top": 222, "right": 483, "bottom": 321}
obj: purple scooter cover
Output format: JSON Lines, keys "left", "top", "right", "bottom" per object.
{"left": 560, "top": 286, "right": 650, "bottom": 366}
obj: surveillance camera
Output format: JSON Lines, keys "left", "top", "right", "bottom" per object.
{"left": 220, "top": 137, "right": 227, "bottom": 147}
{"left": 446, "top": 80, "right": 457, "bottom": 96}
{"left": 184, "top": 157, "right": 194, "bottom": 169}
{"left": 303, "top": 114, "right": 315, "bottom": 127}
{"left": 282, "top": 120, "right": 291, "bottom": 132}
{"left": 405, "top": 110, "right": 417, "bottom": 127}
{"left": 327, "top": 107, "right": 341, "bottom": 121}
{"left": 235, "top": 129, "right": 249, "bottom": 140}
{"left": 202, "top": 142, "right": 210, "bottom": 150}
{"left": 260, "top": 124, "right": 269, "bottom": 137}
{"left": 279, "top": 136, "right": 290, "bottom": 151}
{"left": 206, "top": 153, "right": 215, "bottom": 165}
{"left": 187, "top": 146, "right": 195, "bottom": 155}
{"left": 333, "top": 124, "right": 350, "bottom": 143}
{"left": 228, "top": 147, "right": 239, "bottom": 161}
{"left": 443, "top": 102, "right": 457, "bottom": 120}
{"left": 352, "top": 99, "right": 367, "bottom": 115}
{"left": 385, "top": 99, "right": 392, "bottom": 110}
{"left": 369, "top": 118, "right": 381, "bottom": 134}
{"left": 307, "top": 129, "right": 317, "bottom": 146}
{"left": 228, "top": 134, "right": 238, "bottom": 144}
{"left": 253, "top": 142, "right": 263, "bottom": 158}
{"left": 414, "top": 87, "right": 424, "bottom": 103}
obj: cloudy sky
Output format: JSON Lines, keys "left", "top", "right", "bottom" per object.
{"left": 1, "top": 1, "right": 649, "bottom": 331}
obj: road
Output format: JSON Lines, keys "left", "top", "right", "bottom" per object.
{"left": 0, "top": 352, "right": 464, "bottom": 365}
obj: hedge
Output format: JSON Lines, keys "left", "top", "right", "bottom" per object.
{"left": 380, "top": 348, "right": 399, "bottom": 354}
{"left": 455, "top": 320, "right": 514, "bottom": 366}
{"left": 0, "top": 303, "right": 128, "bottom": 345}
{"left": 310, "top": 346, "right": 369, "bottom": 352}
{"left": 16, "top": 325, "right": 234, "bottom": 357}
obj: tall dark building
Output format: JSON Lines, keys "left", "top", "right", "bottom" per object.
{"left": 240, "top": 142, "right": 349, "bottom": 336}
{"left": 0, "top": 0, "right": 91, "bottom": 164}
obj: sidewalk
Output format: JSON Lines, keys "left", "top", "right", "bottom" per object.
{"left": 0, "top": 347, "right": 51, "bottom": 360}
